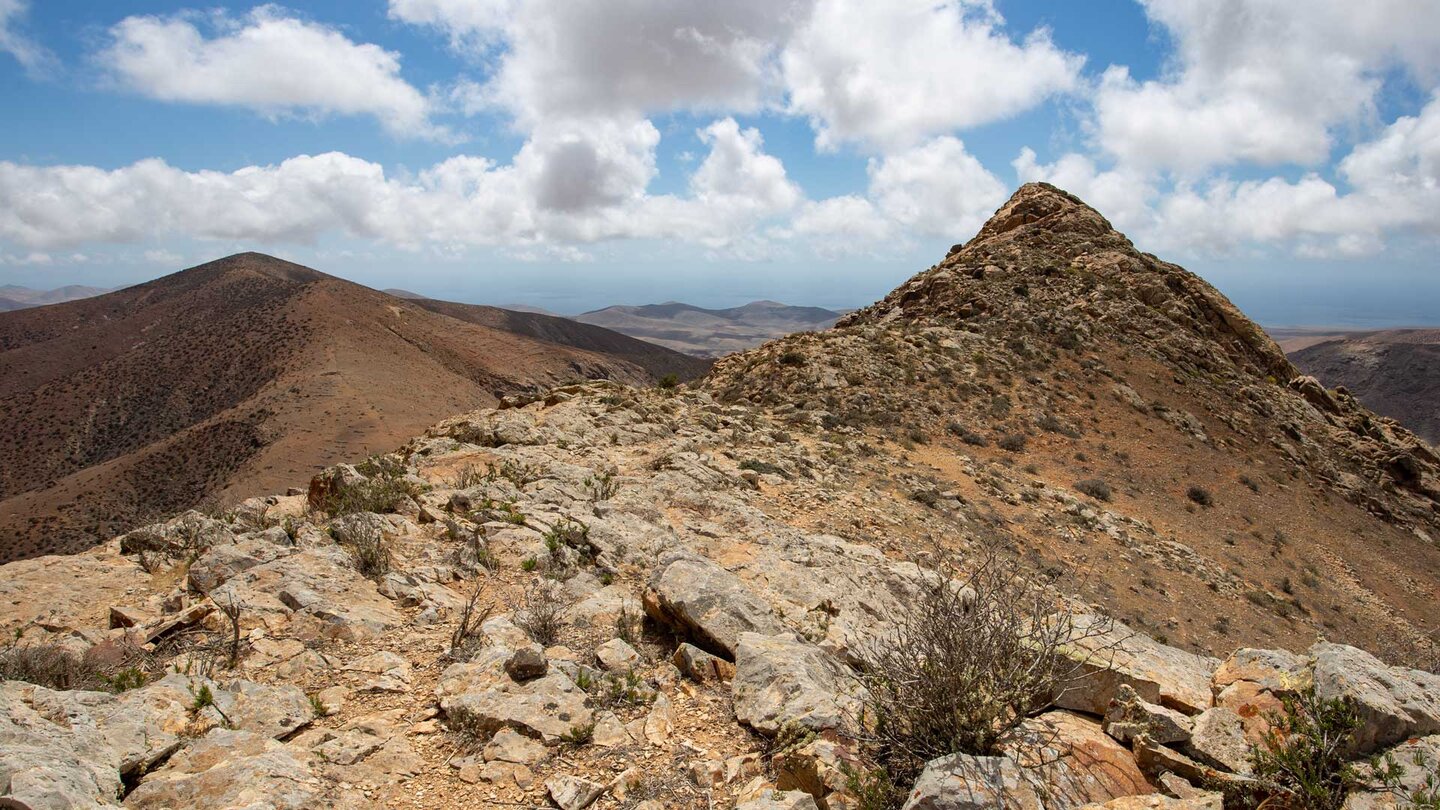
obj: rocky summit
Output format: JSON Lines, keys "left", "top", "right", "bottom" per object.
{"left": 2, "top": 184, "right": 1438, "bottom": 810}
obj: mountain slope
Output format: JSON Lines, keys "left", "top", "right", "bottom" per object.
{"left": 0, "top": 283, "right": 114, "bottom": 309}
{"left": 403, "top": 297, "right": 711, "bottom": 381}
{"left": 709, "top": 182, "right": 1440, "bottom": 655}
{"left": 1288, "top": 329, "right": 1440, "bottom": 446}
{"left": 575, "top": 299, "right": 842, "bottom": 357}
{"left": 0, "top": 253, "right": 703, "bottom": 561}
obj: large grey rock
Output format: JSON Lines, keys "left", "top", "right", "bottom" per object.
{"left": 1310, "top": 642, "right": 1440, "bottom": 754}
{"left": 1002, "top": 711, "right": 1154, "bottom": 809}
{"left": 436, "top": 646, "right": 592, "bottom": 743}
{"left": 1055, "top": 615, "right": 1216, "bottom": 715}
{"left": 187, "top": 536, "right": 290, "bottom": 594}
{"left": 124, "top": 729, "right": 321, "bottom": 809}
{"left": 644, "top": 555, "right": 785, "bottom": 657}
{"left": 1212, "top": 648, "right": 1309, "bottom": 744}
{"left": 732, "top": 632, "right": 861, "bottom": 736}
{"left": 1079, "top": 796, "right": 1223, "bottom": 810}
{"left": 131, "top": 674, "right": 314, "bottom": 741}
{"left": 903, "top": 754, "right": 1045, "bottom": 810}
{"left": 595, "top": 638, "right": 639, "bottom": 672}
{"left": 120, "top": 511, "right": 236, "bottom": 557}
{"left": 1184, "top": 707, "right": 1251, "bottom": 773}
{"left": 209, "top": 546, "right": 403, "bottom": 641}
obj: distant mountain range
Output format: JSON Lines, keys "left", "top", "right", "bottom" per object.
{"left": 0, "top": 253, "right": 707, "bottom": 561}
{"left": 1277, "top": 327, "right": 1440, "bottom": 446}
{"left": 0, "top": 283, "right": 114, "bottom": 311}
{"left": 574, "top": 300, "right": 844, "bottom": 357}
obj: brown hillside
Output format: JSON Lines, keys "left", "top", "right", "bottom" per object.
{"left": 1288, "top": 329, "right": 1440, "bottom": 446}
{"left": 707, "top": 182, "right": 1440, "bottom": 657}
{"left": 0, "top": 252, "right": 703, "bottom": 561}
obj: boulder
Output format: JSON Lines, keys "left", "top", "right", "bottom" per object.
{"left": 1103, "top": 685, "right": 1193, "bottom": 745}
{"left": 732, "top": 632, "right": 862, "bottom": 736}
{"left": 644, "top": 555, "right": 785, "bottom": 657}
{"left": 1055, "top": 615, "right": 1216, "bottom": 715}
{"left": 1079, "top": 795, "right": 1222, "bottom": 810}
{"left": 505, "top": 645, "right": 549, "bottom": 681}
{"left": 119, "top": 511, "right": 236, "bottom": 557}
{"left": 209, "top": 546, "right": 403, "bottom": 641}
{"left": 1310, "top": 642, "right": 1440, "bottom": 754}
{"left": 0, "top": 552, "right": 145, "bottom": 635}
{"left": 1183, "top": 708, "right": 1251, "bottom": 774}
{"left": 484, "top": 728, "right": 548, "bottom": 765}
{"left": 1003, "top": 711, "right": 1153, "bottom": 809}
{"left": 124, "top": 729, "right": 321, "bottom": 809}
{"left": 436, "top": 647, "right": 592, "bottom": 744}
{"left": 902, "top": 754, "right": 1044, "bottom": 810}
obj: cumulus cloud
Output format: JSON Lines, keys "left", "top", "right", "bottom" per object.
{"left": 392, "top": 0, "right": 806, "bottom": 124}
{"left": 781, "top": 0, "right": 1083, "bottom": 151}
{"left": 1094, "top": 0, "right": 1440, "bottom": 172}
{"left": 0, "top": 0, "right": 55, "bottom": 75}
{"left": 868, "top": 137, "right": 1008, "bottom": 238}
{"left": 0, "top": 117, "right": 807, "bottom": 253}
{"left": 99, "top": 6, "right": 443, "bottom": 139}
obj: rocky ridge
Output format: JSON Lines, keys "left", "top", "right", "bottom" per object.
{"left": 2, "top": 185, "right": 1439, "bottom": 809}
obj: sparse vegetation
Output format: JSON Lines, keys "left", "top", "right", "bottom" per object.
{"left": 324, "top": 455, "right": 424, "bottom": 516}
{"left": 1187, "top": 485, "right": 1214, "bottom": 507}
{"left": 0, "top": 641, "right": 107, "bottom": 691}
{"left": 450, "top": 578, "right": 494, "bottom": 659}
{"left": 657, "top": 373, "right": 679, "bottom": 390}
{"left": 739, "top": 458, "right": 788, "bottom": 479}
{"left": 1073, "top": 478, "right": 1113, "bottom": 502}
{"left": 342, "top": 522, "right": 392, "bottom": 580}
{"left": 998, "top": 433, "right": 1027, "bottom": 452}
{"left": 516, "top": 580, "right": 568, "bottom": 645}
{"left": 854, "top": 549, "right": 1116, "bottom": 785}
{"left": 778, "top": 350, "right": 807, "bottom": 367}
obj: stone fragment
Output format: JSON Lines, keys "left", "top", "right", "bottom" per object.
{"left": 505, "top": 644, "right": 549, "bottom": 681}
{"left": 673, "top": 642, "right": 735, "bottom": 682}
{"left": 1310, "top": 642, "right": 1440, "bottom": 755}
{"left": 547, "top": 774, "right": 607, "bottom": 810}
{"left": 732, "top": 632, "right": 861, "bottom": 736}
{"left": 737, "top": 790, "right": 822, "bottom": 810}
{"left": 595, "top": 638, "right": 640, "bottom": 672}
{"left": 1184, "top": 707, "right": 1251, "bottom": 773}
{"left": 125, "top": 729, "right": 320, "bottom": 809}
{"left": 1104, "top": 684, "right": 1193, "bottom": 745}
{"left": 1055, "top": 615, "right": 1216, "bottom": 715}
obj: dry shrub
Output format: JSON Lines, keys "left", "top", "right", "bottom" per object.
{"left": 516, "top": 580, "right": 569, "bottom": 646}
{"left": 450, "top": 578, "right": 494, "bottom": 659}
{"left": 855, "top": 549, "right": 1116, "bottom": 783}
{"left": 0, "top": 642, "right": 107, "bottom": 691}
{"left": 343, "top": 523, "right": 391, "bottom": 580}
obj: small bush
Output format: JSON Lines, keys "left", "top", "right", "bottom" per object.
{"left": 343, "top": 523, "right": 391, "bottom": 579}
{"left": 0, "top": 642, "right": 107, "bottom": 691}
{"left": 657, "top": 373, "right": 679, "bottom": 390}
{"left": 516, "top": 580, "right": 568, "bottom": 646}
{"left": 998, "top": 433, "right": 1027, "bottom": 453}
{"left": 1186, "top": 485, "right": 1214, "bottom": 507}
{"left": 856, "top": 549, "right": 1115, "bottom": 782}
{"left": 1248, "top": 687, "right": 1387, "bottom": 810}
{"left": 739, "top": 459, "right": 789, "bottom": 479}
{"left": 1240, "top": 474, "right": 1261, "bottom": 493}
{"left": 450, "top": 579, "right": 494, "bottom": 659}
{"left": 1073, "top": 479, "right": 1113, "bottom": 502}
{"left": 778, "top": 351, "right": 807, "bottom": 367}
{"left": 559, "top": 720, "right": 596, "bottom": 746}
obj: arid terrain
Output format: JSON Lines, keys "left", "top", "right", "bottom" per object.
{"left": 1279, "top": 329, "right": 1440, "bottom": 446}
{"left": 1, "top": 186, "right": 1438, "bottom": 810}
{"left": 574, "top": 301, "right": 843, "bottom": 358}
{"left": 0, "top": 254, "right": 708, "bottom": 562}
{"left": 0, "top": 283, "right": 114, "bottom": 311}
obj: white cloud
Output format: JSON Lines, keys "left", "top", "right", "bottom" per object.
{"left": 393, "top": 0, "right": 806, "bottom": 125}
{"left": 1012, "top": 147, "right": 1158, "bottom": 234}
{"left": 0, "top": 117, "right": 807, "bottom": 254}
{"left": 100, "top": 6, "right": 443, "bottom": 139}
{"left": 781, "top": 0, "right": 1083, "bottom": 151}
{"left": 786, "top": 196, "right": 897, "bottom": 258}
{"left": 867, "top": 136, "right": 1008, "bottom": 238}
{"left": 1094, "top": 0, "right": 1440, "bottom": 172}
{"left": 0, "top": 0, "right": 54, "bottom": 75}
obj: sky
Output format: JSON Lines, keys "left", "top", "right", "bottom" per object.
{"left": 0, "top": 1, "right": 1437, "bottom": 324}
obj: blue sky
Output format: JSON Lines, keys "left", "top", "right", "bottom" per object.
{"left": 1, "top": 0, "right": 1437, "bottom": 324}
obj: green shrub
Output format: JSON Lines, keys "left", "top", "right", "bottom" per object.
{"left": 1250, "top": 687, "right": 1365, "bottom": 810}
{"left": 1074, "top": 479, "right": 1113, "bottom": 502}
{"left": 998, "top": 433, "right": 1027, "bottom": 453}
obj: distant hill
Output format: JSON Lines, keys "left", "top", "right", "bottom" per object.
{"left": 382, "top": 288, "right": 426, "bottom": 299}
{"left": 0, "top": 252, "right": 706, "bottom": 561}
{"left": 1285, "top": 328, "right": 1440, "bottom": 446}
{"left": 0, "top": 283, "right": 115, "bottom": 309}
{"left": 574, "top": 299, "right": 842, "bottom": 357}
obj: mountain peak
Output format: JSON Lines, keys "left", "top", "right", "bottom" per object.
{"left": 972, "top": 181, "right": 1110, "bottom": 242}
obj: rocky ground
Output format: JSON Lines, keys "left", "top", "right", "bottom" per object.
{"left": 2, "top": 382, "right": 1438, "bottom": 809}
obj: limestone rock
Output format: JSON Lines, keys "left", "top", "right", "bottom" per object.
{"left": 1310, "top": 642, "right": 1440, "bottom": 754}
{"left": 436, "top": 648, "right": 592, "bottom": 744}
{"left": 1004, "top": 711, "right": 1153, "bottom": 808}
{"left": 673, "top": 642, "right": 735, "bottom": 682}
{"left": 1055, "top": 615, "right": 1216, "bottom": 716}
{"left": 1184, "top": 707, "right": 1251, "bottom": 774}
{"left": 902, "top": 754, "right": 1045, "bottom": 810}
{"left": 644, "top": 555, "right": 785, "bottom": 657}
{"left": 484, "top": 728, "right": 548, "bottom": 765}
{"left": 505, "top": 644, "right": 549, "bottom": 681}
{"left": 546, "top": 774, "right": 607, "bottom": 810}
{"left": 1104, "top": 685, "right": 1193, "bottom": 745}
{"left": 1079, "top": 795, "right": 1223, "bottom": 810}
{"left": 1343, "top": 735, "right": 1440, "bottom": 810}
{"left": 595, "top": 638, "right": 639, "bottom": 672}
{"left": 209, "top": 546, "right": 403, "bottom": 641}
{"left": 737, "top": 790, "right": 822, "bottom": 810}
{"left": 732, "top": 632, "right": 861, "bottom": 736}
{"left": 125, "top": 729, "right": 320, "bottom": 809}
